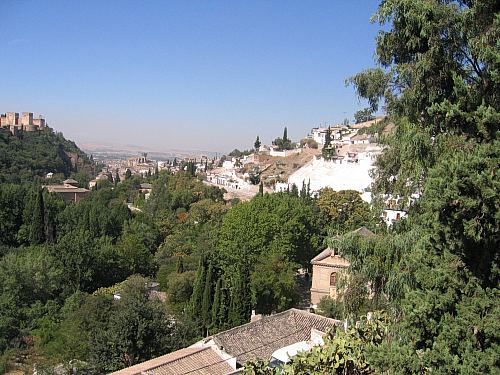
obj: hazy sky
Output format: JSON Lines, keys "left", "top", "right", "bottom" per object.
{"left": 0, "top": 1, "right": 381, "bottom": 153}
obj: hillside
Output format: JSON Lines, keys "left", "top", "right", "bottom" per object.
{"left": 0, "top": 128, "right": 93, "bottom": 183}
{"left": 253, "top": 148, "right": 321, "bottom": 184}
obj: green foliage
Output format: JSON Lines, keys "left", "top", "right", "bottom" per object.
{"left": 317, "top": 297, "right": 345, "bottom": 320}
{"left": 190, "top": 256, "right": 206, "bottom": 329}
{"left": 317, "top": 189, "right": 378, "bottom": 234}
{"left": 216, "top": 193, "right": 321, "bottom": 274}
{"left": 31, "top": 189, "right": 46, "bottom": 245}
{"left": 251, "top": 254, "right": 299, "bottom": 315}
{"left": 343, "top": 1, "right": 500, "bottom": 373}
{"left": 272, "top": 126, "right": 294, "bottom": 150}
{"left": 166, "top": 271, "right": 195, "bottom": 307}
{"left": 229, "top": 267, "right": 252, "bottom": 326}
{"left": 229, "top": 149, "right": 253, "bottom": 157}
{"left": 201, "top": 264, "right": 214, "bottom": 328}
{"left": 0, "top": 184, "right": 28, "bottom": 246}
{"left": 40, "top": 275, "right": 192, "bottom": 373}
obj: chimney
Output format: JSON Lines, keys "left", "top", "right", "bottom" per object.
{"left": 250, "top": 310, "right": 262, "bottom": 323}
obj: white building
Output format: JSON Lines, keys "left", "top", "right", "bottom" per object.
{"left": 288, "top": 145, "right": 382, "bottom": 202}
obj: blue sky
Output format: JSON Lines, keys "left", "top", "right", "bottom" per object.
{"left": 0, "top": 1, "right": 381, "bottom": 152}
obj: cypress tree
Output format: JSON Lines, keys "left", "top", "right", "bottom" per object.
{"left": 211, "top": 277, "right": 222, "bottom": 331}
{"left": 254, "top": 135, "right": 261, "bottom": 152}
{"left": 290, "top": 183, "right": 299, "bottom": 197}
{"left": 322, "top": 126, "right": 335, "bottom": 160}
{"left": 154, "top": 164, "right": 159, "bottom": 178}
{"left": 229, "top": 268, "right": 252, "bottom": 326}
{"left": 201, "top": 264, "right": 214, "bottom": 329}
{"left": 30, "top": 188, "right": 45, "bottom": 244}
{"left": 190, "top": 257, "right": 206, "bottom": 316}
{"left": 300, "top": 180, "right": 307, "bottom": 198}
{"left": 259, "top": 182, "right": 264, "bottom": 196}
{"left": 125, "top": 169, "right": 132, "bottom": 180}
{"left": 283, "top": 126, "right": 288, "bottom": 142}
{"left": 114, "top": 169, "right": 120, "bottom": 186}
{"left": 218, "top": 281, "right": 229, "bottom": 331}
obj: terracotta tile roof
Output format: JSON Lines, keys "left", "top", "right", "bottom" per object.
{"left": 213, "top": 308, "right": 341, "bottom": 365}
{"left": 108, "top": 347, "right": 233, "bottom": 375}
{"left": 44, "top": 185, "right": 89, "bottom": 193}
{"left": 311, "top": 247, "right": 333, "bottom": 263}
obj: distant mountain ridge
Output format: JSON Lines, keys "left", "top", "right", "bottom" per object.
{"left": 0, "top": 127, "right": 93, "bottom": 183}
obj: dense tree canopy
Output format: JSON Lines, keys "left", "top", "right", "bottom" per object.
{"left": 341, "top": 0, "right": 500, "bottom": 373}
{"left": 216, "top": 192, "right": 321, "bottom": 273}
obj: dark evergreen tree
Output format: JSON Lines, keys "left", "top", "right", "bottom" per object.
{"left": 125, "top": 169, "right": 132, "bottom": 180}
{"left": 299, "top": 181, "right": 307, "bottom": 199}
{"left": 211, "top": 277, "right": 222, "bottom": 331}
{"left": 322, "top": 126, "right": 335, "bottom": 160}
{"left": 283, "top": 127, "right": 288, "bottom": 142}
{"left": 154, "top": 164, "right": 159, "bottom": 178}
{"left": 290, "top": 183, "right": 299, "bottom": 197}
{"left": 259, "top": 182, "right": 264, "bottom": 196}
{"left": 217, "top": 280, "right": 229, "bottom": 331}
{"left": 30, "top": 188, "right": 46, "bottom": 245}
{"left": 229, "top": 268, "right": 252, "bottom": 326}
{"left": 114, "top": 169, "right": 120, "bottom": 186}
{"left": 254, "top": 135, "right": 261, "bottom": 152}
{"left": 190, "top": 256, "right": 206, "bottom": 328}
{"left": 201, "top": 264, "right": 214, "bottom": 330}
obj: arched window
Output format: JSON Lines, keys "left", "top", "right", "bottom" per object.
{"left": 330, "top": 272, "right": 337, "bottom": 286}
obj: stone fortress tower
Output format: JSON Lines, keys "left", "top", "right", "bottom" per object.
{"left": 0, "top": 112, "right": 47, "bottom": 134}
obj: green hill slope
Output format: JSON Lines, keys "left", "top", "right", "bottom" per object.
{"left": 0, "top": 128, "right": 93, "bottom": 183}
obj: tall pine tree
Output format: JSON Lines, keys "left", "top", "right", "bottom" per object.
{"left": 29, "top": 188, "right": 45, "bottom": 245}
{"left": 211, "top": 277, "right": 222, "bottom": 332}
{"left": 254, "top": 135, "right": 261, "bottom": 152}
{"left": 201, "top": 264, "right": 214, "bottom": 330}
{"left": 322, "top": 126, "right": 334, "bottom": 160}
{"left": 229, "top": 268, "right": 252, "bottom": 326}
{"left": 190, "top": 256, "right": 206, "bottom": 324}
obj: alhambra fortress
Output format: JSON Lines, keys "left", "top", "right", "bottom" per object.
{"left": 0, "top": 112, "right": 48, "bottom": 134}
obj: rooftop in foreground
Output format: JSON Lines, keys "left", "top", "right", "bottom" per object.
{"left": 108, "top": 346, "right": 233, "bottom": 375}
